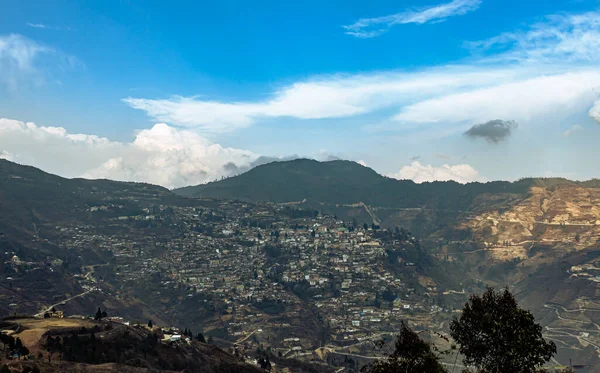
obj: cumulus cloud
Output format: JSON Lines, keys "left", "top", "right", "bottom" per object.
{"left": 0, "top": 118, "right": 259, "bottom": 189}
{"left": 0, "top": 150, "right": 13, "bottom": 161}
{"left": 343, "top": 0, "right": 481, "bottom": 38}
{"left": 591, "top": 99, "right": 600, "bottom": 124}
{"left": 389, "top": 161, "right": 485, "bottom": 184}
{"left": 464, "top": 119, "right": 517, "bottom": 143}
{"left": 0, "top": 118, "right": 361, "bottom": 188}
{"left": 563, "top": 124, "right": 583, "bottom": 137}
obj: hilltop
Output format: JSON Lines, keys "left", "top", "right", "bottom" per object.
{"left": 174, "top": 158, "right": 600, "bottom": 209}
{"left": 0, "top": 317, "right": 262, "bottom": 373}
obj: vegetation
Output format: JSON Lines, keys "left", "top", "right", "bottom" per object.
{"left": 361, "top": 322, "right": 447, "bottom": 373}
{"left": 173, "top": 159, "right": 554, "bottom": 210}
{"left": 450, "top": 287, "right": 557, "bottom": 373}
{"left": 362, "top": 288, "right": 557, "bottom": 373}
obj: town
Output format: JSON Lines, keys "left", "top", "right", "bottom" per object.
{"left": 2, "top": 198, "right": 467, "bottom": 366}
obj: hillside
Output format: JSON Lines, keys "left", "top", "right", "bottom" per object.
{"left": 0, "top": 159, "right": 199, "bottom": 326}
{"left": 174, "top": 159, "right": 596, "bottom": 209}
{"left": 0, "top": 317, "right": 262, "bottom": 373}
{"left": 4, "top": 159, "right": 600, "bottom": 369}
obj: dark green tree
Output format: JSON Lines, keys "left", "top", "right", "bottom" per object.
{"left": 94, "top": 307, "right": 102, "bottom": 321}
{"left": 19, "top": 346, "right": 29, "bottom": 359}
{"left": 147, "top": 320, "right": 153, "bottom": 329}
{"left": 450, "top": 287, "right": 556, "bottom": 373}
{"left": 362, "top": 322, "right": 447, "bottom": 373}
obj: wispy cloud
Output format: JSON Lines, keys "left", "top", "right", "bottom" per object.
{"left": 466, "top": 11, "right": 600, "bottom": 63}
{"left": 26, "top": 22, "right": 71, "bottom": 31}
{"left": 563, "top": 124, "right": 583, "bottom": 136}
{"left": 342, "top": 0, "right": 481, "bottom": 38}
{"left": 0, "top": 34, "right": 51, "bottom": 91}
{"left": 125, "top": 10, "right": 600, "bottom": 137}
{"left": 0, "top": 33, "right": 81, "bottom": 92}
{"left": 26, "top": 23, "right": 47, "bottom": 29}
{"left": 124, "top": 67, "right": 539, "bottom": 134}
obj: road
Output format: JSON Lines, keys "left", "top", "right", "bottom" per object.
{"left": 34, "top": 289, "right": 93, "bottom": 317}
{"left": 543, "top": 303, "right": 600, "bottom": 359}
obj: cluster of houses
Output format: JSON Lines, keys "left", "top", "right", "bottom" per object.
{"left": 37, "top": 200, "right": 457, "bottom": 361}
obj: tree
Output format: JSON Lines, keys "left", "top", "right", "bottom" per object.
{"left": 196, "top": 333, "right": 206, "bottom": 343}
{"left": 258, "top": 356, "right": 272, "bottom": 371}
{"left": 19, "top": 346, "right": 29, "bottom": 359}
{"left": 147, "top": 320, "right": 153, "bottom": 329}
{"left": 101, "top": 310, "right": 108, "bottom": 318}
{"left": 362, "top": 322, "right": 447, "bottom": 373}
{"left": 450, "top": 287, "right": 556, "bottom": 373}
{"left": 94, "top": 307, "right": 102, "bottom": 321}
{"left": 0, "top": 365, "right": 9, "bottom": 373}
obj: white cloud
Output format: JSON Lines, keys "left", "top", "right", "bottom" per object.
{"left": 389, "top": 161, "right": 485, "bottom": 183}
{"left": 387, "top": 12, "right": 600, "bottom": 127}
{"left": 0, "top": 118, "right": 258, "bottom": 189}
{"left": 591, "top": 99, "right": 600, "bottom": 124}
{"left": 467, "top": 11, "right": 600, "bottom": 64}
{"left": 0, "top": 33, "right": 80, "bottom": 92}
{"left": 0, "top": 34, "right": 51, "bottom": 91}
{"left": 343, "top": 0, "right": 481, "bottom": 38}
{"left": 26, "top": 23, "right": 47, "bottom": 29}
{"left": 357, "top": 160, "right": 368, "bottom": 167}
{"left": 26, "top": 23, "right": 70, "bottom": 31}
{"left": 393, "top": 70, "right": 600, "bottom": 124}
{"left": 563, "top": 124, "right": 583, "bottom": 137}
{"left": 124, "top": 66, "right": 542, "bottom": 133}
{"left": 0, "top": 150, "right": 13, "bottom": 161}
{"left": 125, "top": 11, "right": 600, "bottom": 136}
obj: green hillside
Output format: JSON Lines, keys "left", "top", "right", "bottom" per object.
{"left": 174, "top": 159, "right": 540, "bottom": 209}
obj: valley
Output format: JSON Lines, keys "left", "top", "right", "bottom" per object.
{"left": 2, "top": 159, "right": 600, "bottom": 371}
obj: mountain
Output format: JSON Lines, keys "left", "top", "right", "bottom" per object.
{"left": 5, "top": 159, "right": 600, "bottom": 369}
{"left": 0, "top": 159, "right": 196, "bottom": 325}
{"left": 174, "top": 158, "right": 591, "bottom": 208}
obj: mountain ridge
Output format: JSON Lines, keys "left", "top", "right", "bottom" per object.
{"left": 173, "top": 158, "right": 600, "bottom": 208}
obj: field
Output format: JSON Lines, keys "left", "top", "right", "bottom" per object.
{"left": 3, "top": 317, "right": 99, "bottom": 350}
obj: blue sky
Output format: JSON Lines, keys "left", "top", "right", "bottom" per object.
{"left": 1, "top": 0, "right": 600, "bottom": 188}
